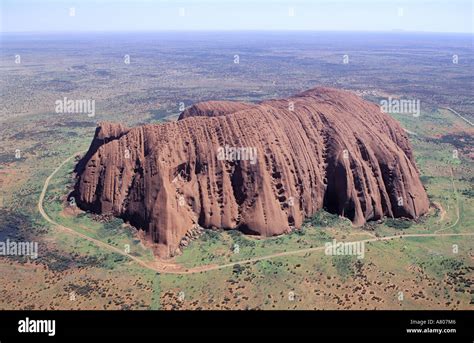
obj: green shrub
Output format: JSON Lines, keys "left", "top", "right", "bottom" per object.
{"left": 332, "top": 256, "right": 355, "bottom": 280}
{"left": 385, "top": 218, "right": 412, "bottom": 230}
{"left": 305, "top": 210, "right": 341, "bottom": 227}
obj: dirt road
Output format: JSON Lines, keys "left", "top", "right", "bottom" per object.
{"left": 441, "top": 107, "right": 473, "bottom": 127}
{"left": 39, "top": 152, "right": 473, "bottom": 275}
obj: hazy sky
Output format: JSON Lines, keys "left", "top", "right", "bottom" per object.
{"left": 1, "top": 0, "right": 473, "bottom": 33}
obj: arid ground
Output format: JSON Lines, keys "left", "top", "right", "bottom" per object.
{"left": 0, "top": 32, "right": 472, "bottom": 310}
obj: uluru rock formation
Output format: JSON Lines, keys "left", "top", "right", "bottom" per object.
{"left": 73, "top": 87, "right": 429, "bottom": 258}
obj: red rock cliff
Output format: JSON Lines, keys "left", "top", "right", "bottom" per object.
{"left": 73, "top": 87, "right": 429, "bottom": 258}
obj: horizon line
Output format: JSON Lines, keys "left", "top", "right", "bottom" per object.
{"left": 2, "top": 29, "right": 473, "bottom": 35}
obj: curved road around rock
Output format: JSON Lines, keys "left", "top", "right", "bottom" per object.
{"left": 39, "top": 152, "right": 472, "bottom": 275}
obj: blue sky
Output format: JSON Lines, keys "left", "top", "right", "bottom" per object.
{"left": 1, "top": 0, "right": 473, "bottom": 33}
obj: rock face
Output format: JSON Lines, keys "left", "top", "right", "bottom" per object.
{"left": 73, "top": 87, "right": 429, "bottom": 258}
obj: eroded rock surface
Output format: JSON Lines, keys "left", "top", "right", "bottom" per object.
{"left": 73, "top": 87, "right": 429, "bottom": 257}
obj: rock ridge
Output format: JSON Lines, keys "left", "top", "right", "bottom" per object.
{"left": 73, "top": 87, "right": 429, "bottom": 258}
